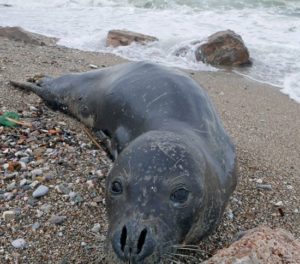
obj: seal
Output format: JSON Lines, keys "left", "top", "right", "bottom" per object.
{"left": 11, "top": 61, "right": 237, "bottom": 263}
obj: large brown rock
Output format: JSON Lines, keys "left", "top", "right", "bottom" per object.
{"left": 203, "top": 226, "right": 300, "bottom": 264}
{"left": 106, "top": 29, "right": 158, "bottom": 47}
{"left": 195, "top": 30, "right": 250, "bottom": 66}
{"left": 0, "top": 26, "right": 57, "bottom": 46}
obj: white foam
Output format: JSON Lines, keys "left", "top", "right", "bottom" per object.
{"left": 282, "top": 73, "right": 300, "bottom": 103}
{"left": 0, "top": 0, "right": 300, "bottom": 103}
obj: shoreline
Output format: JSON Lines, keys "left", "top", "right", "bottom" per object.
{"left": 1, "top": 35, "right": 299, "bottom": 263}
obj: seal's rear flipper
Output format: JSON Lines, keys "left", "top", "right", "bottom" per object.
{"left": 10, "top": 80, "right": 44, "bottom": 96}
{"left": 10, "top": 80, "right": 63, "bottom": 111}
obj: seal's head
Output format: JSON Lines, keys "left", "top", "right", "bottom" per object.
{"left": 105, "top": 131, "right": 225, "bottom": 263}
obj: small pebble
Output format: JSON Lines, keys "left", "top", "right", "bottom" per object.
{"left": 227, "top": 209, "right": 234, "bottom": 220}
{"left": 7, "top": 182, "right": 16, "bottom": 191}
{"left": 69, "top": 192, "right": 84, "bottom": 204}
{"left": 19, "top": 179, "right": 28, "bottom": 187}
{"left": 20, "top": 157, "right": 30, "bottom": 164}
{"left": 32, "top": 185, "right": 49, "bottom": 198}
{"left": 274, "top": 201, "right": 283, "bottom": 207}
{"left": 255, "top": 178, "right": 263, "bottom": 184}
{"left": 91, "top": 223, "right": 101, "bottom": 233}
{"left": 31, "top": 168, "right": 43, "bottom": 177}
{"left": 32, "top": 222, "right": 41, "bottom": 231}
{"left": 36, "top": 210, "right": 43, "bottom": 218}
{"left": 256, "top": 184, "right": 272, "bottom": 190}
{"left": 86, "top": 180, "right": 95, "bottom": 189}
{"left": 40, "top": 204, "right": 52, "bottom": 213}
{"left": 89, "top": 64, "right": 98, "bottom": 69}
{"left": 30, "top": 180, "right": 40, "bottom": 188}
{"left": 19, "top": 161, "right": 27, "bottom": 170}
{"left": 96, "top": 170, "right": 103, "bottom": 177}
{"left": 55, "top": 183, "right": 71, "bottom": 194}
{"left": 4, "top": 192, "right": 14, "bottom": 201}
{"left": 11, "top": 238, "right": 27, "bottom": 249}
{"left": 29, "top": 105, "right": 38, "bottom": 111}
{"left": 49, "top": 215, "right": 66, "bottom": 225}
{"left": 3, "top": 210, "right": 16, "bottom": 221}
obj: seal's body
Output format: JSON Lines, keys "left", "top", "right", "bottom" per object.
{"left": 12, "top": 62, "right": 237, "bottom": 264}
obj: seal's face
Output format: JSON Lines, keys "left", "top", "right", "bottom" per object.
{"left": 105, "top": 132, "right": 207, "bottom": 263}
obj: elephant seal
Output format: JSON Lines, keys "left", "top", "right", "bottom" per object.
{"left": 11, "top": 61, "right": 237, "bottom": 263}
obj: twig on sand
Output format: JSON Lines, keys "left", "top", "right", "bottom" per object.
{"left": 82, "top": 126, "right": 102, "bottom": 150}
{"left": 5, "top": 117, "right": 32, "bottom": 127}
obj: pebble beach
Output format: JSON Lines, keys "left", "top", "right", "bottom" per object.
{"left": 0, "top": 35, "right": 299, "bottom": 263}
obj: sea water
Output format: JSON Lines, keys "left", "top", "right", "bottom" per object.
{"left": 0, "top": 0, "right": 299, "bottom": 103}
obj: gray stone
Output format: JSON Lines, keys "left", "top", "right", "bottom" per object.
{"left": 55, "top": 183, "right": 71, "bottom": 194}
{"left": 19, "top": 179, "right": 28, "bottom": 187}
{"left": 7, "top": 182, "right": 16, "bottom": 191}
{"left": 32, "top": 185, "right": 49, "bottom": 198}
{"left": 31, "top": 168, "right": 43, "bottom": 177}
{"left": 40, "top": 204, "right": 52, "bottom": 214}
{"left": 20, "top": 157, "right": 30, "bottom": 163}
{"left": 4, "top": 192, "right": 14, "bottom": 201}
{"left": 32, "top": 222, "right": 41, "bottom": 231}
{"left": 256, "top": 184, "right": 273, "bottom": 190}
{"left": 49, "top": 215, "right": 66, "bottom": 225}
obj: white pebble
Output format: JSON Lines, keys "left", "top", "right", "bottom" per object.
{"left": 89, "top": 64, "right": 98, "bottom": 69}
{"left": 11, "top": 238, "right": 27, "bottom": 249}
{"left": 96, "top": 170, "right": 103, "bottom": 177}
{"left": 227, "top": 209, "right": 234, "bottom": 220}
{"left": 4, "top": 192, "right": 14, "bottom": 201}
{"left": 30, "top": 180, "right": 39, "bottom": 188}
{"left": 31, "top": 168, "right": 43, "bottom": 177}
{"left": 86, "top": 180, "right": 95, "bottom": 189}
{"left": 91, "top": 223, "right": 101, "bottom": 233}
{"left": 32, "top": 185, "right": 49, "bottom": 198}
{"left": 274, "top": 201, "right": 283, "bottom": 207}
{"left": 19, "top": 161, "right": 27, "bottom": 170}
{"left": 255, "top": 178, "right": 263, "bottom": 184}
{"left": 29, "top": 105, "right": 38, "bottom": 111}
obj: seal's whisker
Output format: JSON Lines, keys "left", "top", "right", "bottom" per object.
{"left": 171, "top": 245, "right": 208, "bottom": 254}
{"left": 162, "top": 254, "right": 182, "bottom": 264}
{"left": 169, "top": 252, "right": 199, "bottom": 262}
{"left": 172, "top": 244, "right": 200, "bottom": 248}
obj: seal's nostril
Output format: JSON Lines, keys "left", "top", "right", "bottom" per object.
{"left": 120, "top": 225, "right": 127, "bottom": 252}
{"left": 137, "top": 228, "right": 147, "bottom": 254}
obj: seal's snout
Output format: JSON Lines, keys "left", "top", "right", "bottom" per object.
{"left": 112, "top": 224, "right": 155, "bottom": 263}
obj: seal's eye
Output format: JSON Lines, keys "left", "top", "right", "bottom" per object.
{"left": 111, "top": 180, "right": 123, "bottom": 195}
{"left": 170, "top": 188, "right": 189, "bottom": 204}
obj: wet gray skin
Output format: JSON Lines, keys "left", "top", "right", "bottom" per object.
{"left": 11, "top": 62, "right": 237, "bottom": 264}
